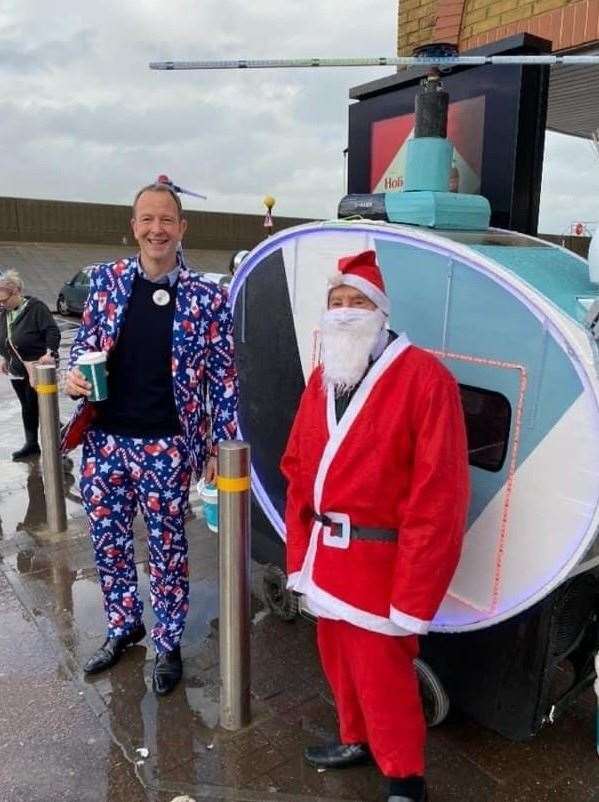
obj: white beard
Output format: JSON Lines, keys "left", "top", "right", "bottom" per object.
{"left": 321, "top": 308, "right": 386, "bottom": 393}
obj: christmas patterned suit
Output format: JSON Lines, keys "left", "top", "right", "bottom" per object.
{"left": 281, "top": 252, "right": 470, "bottom": 783}
{"left": 65, "top": 254, "right": 237, "bottom": 653}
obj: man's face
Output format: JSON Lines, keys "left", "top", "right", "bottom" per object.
{"left": 131, "top": 190, "right": 187, "bottom": 269}
{"left": 328, "top": 284, "right": 377, "bottom": 311}
{"left": 321, "top": 284, "right": 384, "bottom": 391}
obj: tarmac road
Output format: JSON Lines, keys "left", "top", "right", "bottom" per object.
{"left": 0, "top": 242, "right": 230, "bottom": 309}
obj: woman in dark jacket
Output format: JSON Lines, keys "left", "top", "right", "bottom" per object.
{"left": 0, "top": 270, "right": 60, "bottom": 460}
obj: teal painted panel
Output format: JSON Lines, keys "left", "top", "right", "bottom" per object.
{"left": 376, "top": 239, "right": 449, "bottom": 349}
{"left": 404, "top": 138, "right": 452, "bottom": 192}
{"left": 442, "top": 358, "right": 521, "bottom": 526}
{"left": 446, "top": 260, "right": 583, "bottom": 471}
{"left": 471, "top": 245, "right": 598, "bottom": 323}
{"left": 447, "top": 260, "right": 583, "bottom": 444}
{"left": 447, "top": 261, "right": 545, "bottom": 367}
{"left": 374, "top": 237, "right": 584, "bottom": 526}
{"left": 534, "top": 333, "right": 585, "bottom": 443}
{"left": 384, "top": 190, "right": 491, "bottom": 230}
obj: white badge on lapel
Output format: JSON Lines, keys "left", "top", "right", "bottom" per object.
{"left": 153, "top": 289, "right": 170, "bottom": 307}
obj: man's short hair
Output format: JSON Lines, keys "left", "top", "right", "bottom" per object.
{"left": 132, "top": 183, "right": 184, "bottom": 219}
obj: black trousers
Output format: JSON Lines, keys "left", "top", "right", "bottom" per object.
{"left": 11, "top": 376, "right": 39, "bottom": 438}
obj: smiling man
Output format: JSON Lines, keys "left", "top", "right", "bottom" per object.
{"left": 63, "top": 182, "right": 238, "bottom": 695}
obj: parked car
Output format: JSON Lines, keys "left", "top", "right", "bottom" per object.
{"left": 56, "top": 266, "right": 95, "bottom": 316}
{"left": 200, "top": 271, "right": 231, "bottom": 288}
{"left": 56, "top": 260, "right": 239, "bottom": 316}
{"left": 228, "top": 249, "right": 250, "bottom": 276}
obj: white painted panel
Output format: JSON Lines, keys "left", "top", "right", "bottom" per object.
{"left": 440, "top": 392, "right": 599, "bottom": 626}
{"left": 283, "top": 229, "right": 372, "bottom": 382}
{"left": 499, "top": 391, "right": 599, "bottom": 604}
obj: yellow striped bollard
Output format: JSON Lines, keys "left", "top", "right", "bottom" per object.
{"left": 35, "top": 364, "right": 66, "bottom": 533}
{"left": 217, "top": 440, "right": 251, "bottom": 730}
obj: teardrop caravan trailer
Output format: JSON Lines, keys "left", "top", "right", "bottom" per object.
{"left": 230, "top": 220, "right": 599, "bottom": 739}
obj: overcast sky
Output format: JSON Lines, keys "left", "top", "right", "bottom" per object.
{"left": 1, "top": 0, "right": 597, "bottom": 234}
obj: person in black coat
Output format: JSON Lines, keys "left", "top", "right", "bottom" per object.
{"left": 0, "top": 270, "right": 60, "bottom": 460}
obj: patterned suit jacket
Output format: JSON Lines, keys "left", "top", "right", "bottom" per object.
{"left": 64, "top": 254, "right": 238, "bottom": 472}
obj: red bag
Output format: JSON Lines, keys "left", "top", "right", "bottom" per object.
{"left": 60, "top": 403, "right": 97, "bottom": 453}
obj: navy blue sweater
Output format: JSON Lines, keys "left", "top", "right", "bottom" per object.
{"left": 94, "top": 274, "right": 181, "bottom": 438}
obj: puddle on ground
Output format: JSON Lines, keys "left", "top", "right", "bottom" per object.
{"left": 184, "top": 684, "right": 220, "bottom": 728}
{"left": 0, "top": 459, "right": 83, "bottom": 542}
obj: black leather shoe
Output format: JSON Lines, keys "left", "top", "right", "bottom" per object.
{"left": 152, "top": 646, "right": 182, "bottom": 696}
{"left": 12, "top": 442, "right": 41, "bottom": 461}
{"left": 388, "top": 782, "right": 428, "bottom": 801}
{"left": 83, "top": 624, "right": 146, "bottom": 674}
{"left": 304, "top": 742, "right": 371, "bottom": 769}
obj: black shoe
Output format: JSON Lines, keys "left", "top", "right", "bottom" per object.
{"left": 304, "top": 742, "right": 371, "bottom": 769}
{"left": 388, "top": 779, "right": 428, "bottom": 801}
{"left": 12, "top": 442, "right": 41, "bottom": 461}
{"left": 83, "top": 623, "right": 146, "bottom": 674}
{"left": 152, "top": 646, "right": 182, "bottom": 696}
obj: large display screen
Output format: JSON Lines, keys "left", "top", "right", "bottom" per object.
{"left": 348, "top": 35, "right": 550, "bottom": 235}
{"left": 370, "top": 95, "right": 486, "bottom": 195}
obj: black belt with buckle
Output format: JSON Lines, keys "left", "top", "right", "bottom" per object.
{"left": 314, "top": 513, "right": 397, "bottom": 543}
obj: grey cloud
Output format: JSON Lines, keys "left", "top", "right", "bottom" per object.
{"left": 3, "top": 1, "right": 594, "bottom": 229}
{"left": 0, "top": 27, "right": 96, "bottom": 72}
{"left": 539, "top": 132, "right": 599, "bottom": 234}
{"left": 0, "top": 0, "right": 396, "bottom": 217}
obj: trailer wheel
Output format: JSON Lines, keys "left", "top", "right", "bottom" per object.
{"left": 262, "top": 565, "right": 298, "bottom": 621}
{"left": 415, "top": 658, "right": 449, "bottom": 727}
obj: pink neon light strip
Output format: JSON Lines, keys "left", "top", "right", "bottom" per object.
{"left": 429, "top": 348, "right": 528, "bottom": 614}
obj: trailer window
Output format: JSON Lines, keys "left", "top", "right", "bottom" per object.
{"left": 458, "top": 384, "right": 511, "bottom": 472}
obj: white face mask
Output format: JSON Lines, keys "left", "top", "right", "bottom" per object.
{"left": 320, "top": 307, "right": 386, "bottom": 393}
{"left": 324, "top": 308, "right": 374, "bottom": 327}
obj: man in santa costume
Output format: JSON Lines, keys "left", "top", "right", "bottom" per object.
{"left": 281, "top": 250, "right": 470, "bottom": 802}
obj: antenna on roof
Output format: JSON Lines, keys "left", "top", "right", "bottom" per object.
{"left": 149, "top": 54, "right": 599, "bottom": 71}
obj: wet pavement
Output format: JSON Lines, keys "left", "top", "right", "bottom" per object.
{"left": 2, "top": 328, "right": 599, "bottom": 800}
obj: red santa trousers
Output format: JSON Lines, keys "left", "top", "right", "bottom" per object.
{"left": 317, "top": 617, "right": 426, "bottom": 778}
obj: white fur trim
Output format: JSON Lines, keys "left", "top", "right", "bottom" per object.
{"left": 389, "top": 606, "right": 431, "bottom": 635}
{"left": 314, "top": 333, "right": 411, "bottom": 513}
{"left": 329, "top": 273, "right": 390, "bottom": 314}
{"left": 328, "top": 272, "right": 344, "bottom": 287}
{"left": 296, "top": 334, "right": 417, "bottom": 636}
{"left": 286, "top": 571, "right": 301, "bottom": 590}
{"left": 305, "top": 580, "right": 411, "bottom": 635}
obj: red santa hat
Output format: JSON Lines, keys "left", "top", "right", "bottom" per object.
{"left": 328, "top": 250, "right": 390, "bottom": 315}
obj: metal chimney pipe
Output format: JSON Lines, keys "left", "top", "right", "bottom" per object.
{"left": 414, "top": 75, "right": 449, "bottom": 139}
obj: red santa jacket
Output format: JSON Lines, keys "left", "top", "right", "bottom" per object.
{"left": 280, "top": 334, "right": 470, "bottom": 636}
